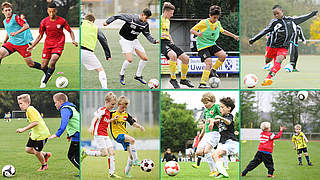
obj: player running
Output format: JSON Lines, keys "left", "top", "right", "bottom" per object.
{"left": 81, "top": 13, "right": 111, "bottom": 89}
{"left": 28, "top": 2, "right": 78, "bottom": 88}
{"left": 104, "top": 8, "right": 159, "bottom": 86}
{"left": 249, "top": 5, "right": 317, "bottom": 86}
{"left": 161, "top": 2, "right": 194, "bottom": 89}
{"left": 190, "top": 5, "right": 239, "bottom": 88}
{"left": 292, "top": 124, "right": 312, "bottom": 166}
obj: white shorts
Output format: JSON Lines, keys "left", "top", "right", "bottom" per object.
{"left": 81, "top": 49, "right": 102, "bottom": 70}
{"left": 217, "top": 139, "right": 239, "bottom": 156}
{"left": 119, "top": 36, "right": 145, "bottom": 54}
{"left": 197, "top": 131, "right": 220, "bottom": 150}
{"left": 94, "top": 135, "right": 113, "bottom": 149}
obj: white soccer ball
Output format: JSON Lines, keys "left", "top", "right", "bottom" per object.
{"left": 208, "top": 77, "right": 221, "bottom": 88}
{"left": 56, "top": 76, "right": 68, "bottom": 88}
{"left": 244, "top": 74, "right": 258, "bottom": 88}
{"left": 140, "top": 159, "right": 154, "bottom": 172}
{"left": 148, "top": 79, "right": 159, "bottom": 89}
{"left": 164, "top": 161, "right": 180, "bottom": 176}
{"left": 284, "top": 64, "right": 293, "bottom": 72}
{"left": 2, "top": 165, "right": 15, "bottom": 177}
{"left": 297, "top": 91, "right": 308, "bottom": 101}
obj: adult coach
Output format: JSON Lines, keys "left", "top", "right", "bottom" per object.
{"left": 104, "top": 8, "right": 159, "bottom": 86}
{"left": 81, "top": 14, "right": 111, "bottom": 89}
{"left": 28, "top": 2, "right": 78, "bottom": 88}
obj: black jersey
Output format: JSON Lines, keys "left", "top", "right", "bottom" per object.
{"left": 291, "top": 25, "right": 305, "bottom": 46}
{"left": 219, "top": 113, "right": 238, "bottom": 144}
{"left": 250, "top": 11, "right": 317, "bottom": 48}
{"left": 106, "top": 14, "right": 157, "bottom": 44}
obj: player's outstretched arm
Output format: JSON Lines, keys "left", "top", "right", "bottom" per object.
{"left": 249, "top": 19, "right": 275, "bottom": 45}
{"left": 222, "top": 30, "right": 239, "bottom": 41}
{"left": 69, "top": 29, "right": 78, "bottom": 47}
{"left": 49, "top": 108, "right": 73, "bottom": 140}
{"left": 16, "top": 121, "right": 38, "bottom": 133}
{"left": 88, "top": 116, "right": 99, "bottom": 135}
{"left": 133, "top": 122, "right": 145, "bottom": 132}
{"left": 142, "top": 24, "right": 158, "bottom": 44}
{"left": 293, "top": 11, "right": 318, "bottom": 25}
{"left": 104, "top": 14, "right": 133, "bottom": 26}
{"left": 97, "top": 29, "right": 111, "bottom": 60}
{"left": 27, "top": 33, "right": 44, "bottom": 52}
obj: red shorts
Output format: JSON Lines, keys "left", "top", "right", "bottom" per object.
{"left": 265, "top": 47, "right": 288, "bottom": 60}
{"left": 2, "top": 42, "right": 31, "bottom": 58}
{"left": 42, "top": 47, "right": 64, "bottom": 60}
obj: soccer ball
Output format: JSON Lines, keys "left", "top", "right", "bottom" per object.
{"left": 140, "top": 159, "right": 154, "bottom": 172}
{"left": 284, "top": 64, "right": 293, "bottom": 72}
{"left": 244, "top": 74, "right": 258, "bottom": 88}
{"left": 164, "top": 161, "right": 180, "bottom": 176}
{"left": 2, "top": 165, "right": 15, "bottom": 177}
{"left": 297, "top": 91, "right": 308, "bottom": 101}
{"left": 208, "top": 77, "right": 221, "bottom": 88}
{"left": 56, "top": 76, "right": 68, "bottom": 88}
{"left": 148, "top": 79, "right": 159, "bottom": 89}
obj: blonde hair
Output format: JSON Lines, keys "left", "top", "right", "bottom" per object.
{"left": 17, "top": 94, "right": 31, "bottom": 104}
{"left": 1, "top": 2, "right": 12, "bottom": 10}
{"left": 260, "top": 122, "right": 271, "bottom": 131}
{"left": 118, "top": 96, "right": 130, "bottom": 105}
{"left": 105, "top": 92, "right": 117, "bottom": 102}
{"left": 53, "top": 92, "right": 68, "bottom": 102}
{"left": 294, "top": 124, "right": 302, "bottom": 129}
{"left": 201, "top": 92, "right": 216, "bottom": 104}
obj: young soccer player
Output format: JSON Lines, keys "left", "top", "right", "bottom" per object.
{"left": 48, "top": 93, "right": 80, "bottom": 171}
{"left": 0, "top": 2, "right": 45, "bottom": 74}
{"left": 28, "top": 2, "right": 78, "bottom": 88}
{"left": 292, "top": 124, "right": 312, "bottom": 166}
{"left": 249, "top": 5, "right": 317, "bottom": 86}
{"left": 192, "top": 120, "right": 205, "bottom": 168}
{"left": 211, "top": 97, "right": 239, "bottom": 178}
{"left": 81, "top": 92, "right": 121, "bottom": 178}
{"left": 190, "top": 5, "right": 239, "bottom": 88}
{"left": 289, "top": 25, "right": 306, "bottom": 72}
{"left": 195, "top": 92, "right": 221, "bottom": 176}
{"left": 81, "top": 13, "right": 111, "bottom": 89}
{"left": 242, "top": 122, "right": 285, "bottom": 178}
{"left": 161, "top": 2, "right": 194, "bottom": 89}
{"left": 16, "top": 94, "right": 51, "bottom": 171}
{"left": 109, "top": 96, "right": 145, "bottom": 178}
{"left": 104, "top": 8, "right": 159, "bottom": 86}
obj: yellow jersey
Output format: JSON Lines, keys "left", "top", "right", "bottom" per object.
{"left": 292, "top": 132, "right": 307, "bottom": 149}
{"left": 110, "top": 110, "right": 136, "bottom": 140}
{"left": 26, "top": 106, "right": 50, "bottom": 140}
{"left": 161, "top": 16, "right": 170, "bottom": 40}
{"left": 192, "top": 19, "right": 224, "bottom": 34}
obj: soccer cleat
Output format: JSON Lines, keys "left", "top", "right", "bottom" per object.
{"left": 132, "top": 160, "right": 141, "bottom": 166}
{"left": 180, "top": 79, "right": 194, "bottom": 88}
{"left": 110, "top": 173, "right": 122, "bottom": 178}
{"left": 298, "top": 162, "right": 302, "bottom": 166}
{"left": 261, "top": 79, "right": 273, "bottom": 86}
{"left": 44, "top": 152, "right": 51, "bottom": 163}
{"left": 169, "top": 79, "right": 180, "bottom": 89}
{"left": 209, "top": 171, "right": 219, "bottom": 177}
{"left": 267, "top": 174, "right": 275, "bottom": 178}
{"left": 37, "top": 164, "right": 48, "bottom": 171}
{"left": 124, "top": 169, "right": 131, "bottom": 178}
{"left": 198, "top": 83, "right": 210, "bottom": 88}
{"left": 192, "top": 164, "right": 199, "bottom": 168}
{"left": 308, "top": 162, "right": 312, "bottom": 166}
{"left": 40, "top": 83, "right": 46, "bottom": 88}
{"left": 81, "top": 148, "right": 87, "bottom": 162}
{"left": 40, "top": 74, "right": 46, "bottom": 88}
{"left": 215, "top": 173, "right": 229, "bottom": 178}
{"left": 119, "top": 75, "right": 126, "bottom": 85}
{"left": 134, "top": 76, "right": 147, "bottom": 84}
{"left": 209, "top": 69, "right": 219, "bottom": 78}
{"left": 293, "top": 69, "right": 299, "bottom": 72}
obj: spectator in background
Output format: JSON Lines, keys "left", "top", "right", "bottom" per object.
{"left": 190, "top": 33, "right": 197, "bottom": 52}
{"left": 162, "top": 148, "right": 177, "bottom": 162}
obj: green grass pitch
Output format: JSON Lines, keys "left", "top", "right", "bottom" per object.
{"left": 0, "top": 43, "right": 79, "bottom": 89}
{"left": 241, "top": 55, "right": 320, "bottom": 89}
{"left": 81, "top": 28, "right": 159, "bottom": 89}
{"left": 160, "top": 161, "right": 239, "bottom": 179}
{"left": 0, "top": 118, "right": 79, "bottom": 180}
{"left": 81, "top": 150, "right": 159, "bottom": 179}
{"left": 241, "top": 140, "right": 320, "bottom": 180}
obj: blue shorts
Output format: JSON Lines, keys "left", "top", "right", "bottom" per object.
{"left": 115, "top": 134, "right": 130, "bottom": 151}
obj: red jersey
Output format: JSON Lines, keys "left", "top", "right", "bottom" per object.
{"left": 39, "top": 16, "right": 71, "bottom": 49}
{"left": 258, "top": 130, "right": 283, "bottom": 153}
{"left": 93, "top": 106, "right": 111, "bottom": 136}
{"left": 193, "top": 135, "right": 200, "bottom": 148}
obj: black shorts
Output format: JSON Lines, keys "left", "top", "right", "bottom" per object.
{"left": 26, "top": 138, "right": 48, "bottom": 152}
{"left": 297, "top": 147, "right": 308, "bottom": 154}
{"left": 161, "top": 39, "right": 184, "bottom": 60}
{"left": 198, "top": 45, "right": 223, "bottom": 62}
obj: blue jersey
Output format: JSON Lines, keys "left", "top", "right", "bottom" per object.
{"left": 3, "top": 14, "right": 33, "bottom": 45}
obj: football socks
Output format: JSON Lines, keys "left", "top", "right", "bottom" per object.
{"left": 169, "top": 60, "right": 177, "bottom": 79}
{"left": 98, "top": 71, "right": 107, "bottom": 89}
{"left": 180, "top": 63, "right": 189, "bottom": 80}
{"left": 120, "top": 60, "right": 130, "bottom": 75}
{"left": 136, "top": 60, "right": 147, "bottom": 77}
{"left": 200, "top": 70, "right": 210, "bottom": 84}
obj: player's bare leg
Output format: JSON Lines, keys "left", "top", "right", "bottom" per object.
{"left": 199, "top": 58, "right": 212, "bottom": 88}
{"left": 24, "top": 57, "right": 47, "bottom": 74}
{"left": 25, "top": 147, "right": 48, "bottom": 171}
{"left": 178, "top": 53, "right": 194, "bottom": 88}
{"left": 134, "top": 49, "right": 148, "bottom": 84}
{"left": 212, "top": 50, "right": 227, "bottom": 77}
{"left": 262, "top": 55, "right": 285, "bottom": 86}
{"left": 125, "top": 134, "right": 140, "bottom": 166}
{"left": 40, "top": 54, "right": 60, "bottom": 88}
{"left": 212, "top": 149, "right": 229, "bottom": 178}
{"left": 167, "top": 50, "right": 180, "bottom": 88}
{"left": 0, "top": 47, "right": 10, "bottom": 64}
{"left": 119, "top": 53, "right": 133, "bottom": 85}
{"left": 204, "top": 144, "right": 217, "bottom": 176}
{"left": 95, "top": 67, "right": 107, "bottom": 89}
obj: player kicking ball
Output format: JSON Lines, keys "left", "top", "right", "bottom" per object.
{"left": 28, "top": 2, "right": 78, "bottom": 88}
{"left": 81, "top": 92, "right": 121, "bottom": 178}
{"left": 104, "top": 8, "right": 159, "bottom": 86}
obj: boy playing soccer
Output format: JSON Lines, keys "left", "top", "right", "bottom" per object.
{"left": 195, "top": 92, "right": 221, "bottom": 176}
{"left": 249, "top": 5, "right": 317, "bottom": 86}
{"left": 16, "top": 94, "right": 51, "bottom": 171}
{"left": 292, "top": 124, "right": 312, "bottom": 166}
{"left": 104, "top": 8, "right": 159, "bottom": 86}
{"left": 109, "top": 96, "right": 145, "bottom": 178}
{"left": 242, "top": 122, "right": 285, "bottom": 178}
{"left": 190, "top": 5, "right": 239, "bottom": 88}
{"left": 81, "top": 92, "right": 121, "bottom": 178}
{"left": 48, "top": 93, "right": 80, "bottom": 171}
